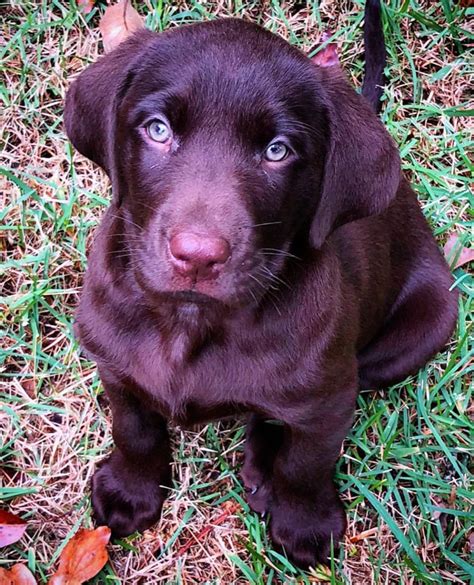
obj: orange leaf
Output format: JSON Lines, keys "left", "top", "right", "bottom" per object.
{"left": 0, "top": 564, "right": 37, "bottom": 584}
{"left": 48, "top": 527, "right": 111, "bottom": 585}
{"left": 0, "top": 567, "right": 15, "bottom": 585}
{"left": 77, "top": 0, "right": 95, "bottom": 14}
{"left": 99, "top": 0, "right": 144, "bottom": 53}
{"left": 0, "top": 510, "right": 27, "bottom": 547}
{"left": 11, "top": 565, "right": 37, "bottom": 584}
{"left": 444, "top": 233, "right": 474, "bottom": 269}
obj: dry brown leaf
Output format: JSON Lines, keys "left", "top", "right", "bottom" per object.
{"left": 176, "top": 501, "right": 240, "bottom": 557}
{"left": 0, "top": 510, "right": 27, "bottom": 547}
{"left": 99, "top": 0, "right": 144, "bottom": 53}
{"left": 21, "top": 378, "right": 36, "bottom": 398}
{"left": 0, "top": 564, "right": 37, "bottom": 585}
{"left": 48, "top": 527, "right": 111, "bottom": 585}
{"left": 443, "top": 233, "right": 474, "bottom": 269}
{"left": 349, "top": 527, "right": 379, "bottom": 542}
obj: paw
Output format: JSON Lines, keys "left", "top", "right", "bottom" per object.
{"left": 269, "top": 495, "right": 346, "bottom": 568}
{"left": 91, "top": 450, "right": 168, "bottom": 537}
{"left": 241, "top": 459, "right": 272, "bottom": 515}
{"left": 243, "top": 481, "right": 272, "bottom": 515}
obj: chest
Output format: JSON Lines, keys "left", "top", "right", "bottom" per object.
{"left": 78, "top": 303, "right": 322, "bottom": 424}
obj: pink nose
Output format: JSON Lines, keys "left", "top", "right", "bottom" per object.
{"left": 169, "top": 232, "right": 231, "bottom": 280}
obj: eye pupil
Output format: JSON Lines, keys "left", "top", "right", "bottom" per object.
{"left": 265, "top": 141, "right": 289, "bottom": 162}
{"left": 146, "top": 120, "right": 171, "bottom": 143}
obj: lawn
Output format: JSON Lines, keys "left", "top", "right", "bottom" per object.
{"left": 1, "top": 1, "right": 472, "bottom": 583}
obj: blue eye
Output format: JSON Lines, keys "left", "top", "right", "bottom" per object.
{"left": 146, "top": 120, "right": 172, "bottom": 143}
{"left": 264, "top": 141, "right": 289, "bottom": 162}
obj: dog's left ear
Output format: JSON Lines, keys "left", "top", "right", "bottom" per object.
{"left": 64, "top": 29, "right": 156, "bottom": 198}
{"left": 310, "top": 69, "right": 401, "bottom": 248}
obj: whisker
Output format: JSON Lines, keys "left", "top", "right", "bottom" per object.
{"left": 109, "top": 233, "right": 143, "bottom": 239}
{"left": 104, "top": 245, "right": 144, "bottom": 256}
{"left": 255, "top": 272, "right": 280, "bottom": 292}
{"left": 108, "top": 212, "right": 142, "bottom": 231}
{"left": 269, "top": 297, "right": 283, "bottom": 316}
{"left": 136, "top": 200, "right": 158, "bottom": 212}
{"left": 259, "top": 265, "right": 292, "bottom": 291}
{"left": 248, "top": 273, "right": 283, "bottom": 315}
{"left": 248, "top": 273, "right": 268, "bottom": 291}
{"left": 260, "top": 247, "right": 301, "bottom": 261}
{"left": 262, "top": 286, "right": 283, "bottom": 316}
{"left": 239, "top": 221, "right": 283, "bottom": 229}
{"left": 247, "top": 288, "right": 259, "bottom": 307}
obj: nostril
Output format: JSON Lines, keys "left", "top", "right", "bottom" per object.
{"left": 169, "top": 232, "right": 231, "bottom": 276}
{"left": 173, "top": 249, "right": 191, "bottom": 263}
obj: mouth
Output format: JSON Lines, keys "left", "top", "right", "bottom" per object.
{"left": 133, "top": 249, "right": 274, "bottom": 310}
{"left": 157, "top": 289, "right": 221, "bottom": 304}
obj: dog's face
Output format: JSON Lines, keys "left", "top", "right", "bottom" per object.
{"left": 65, "top": 20, "right": 400, "bottom": 308}
{"left": 115, "top": 23, "right": 327, "bottom": 306}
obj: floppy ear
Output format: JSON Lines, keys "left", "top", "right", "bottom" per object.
{"left": 310, "top": 69, "right": 401, "bottom": 248}
{"left": 64, "top": 29, "right": 156, "bottom": 180}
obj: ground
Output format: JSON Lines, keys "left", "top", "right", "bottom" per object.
{"left": 1, "top": 1, "right": 472, "bottom": 583}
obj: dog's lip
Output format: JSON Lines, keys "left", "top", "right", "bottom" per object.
{"left": 158, "top": 289, "right": 219, "bottom": 304}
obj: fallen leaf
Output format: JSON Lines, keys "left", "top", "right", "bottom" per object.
{"left": 0, "top": 568, "right": 15, "bottom": 585}
{"left": 99, "top": 0, "right": 144, "bottom": 53}
{"left": 349, "top": 527, "right": 379, "bottom": 542}
{"left": 21, "top": 378, "right": 36, "bottom": 399}
{"left": 11, "top": 565, "right": 37, "bottom": 584}
{"left": 0, "top": 510, "right": 27, "bottom": 547}
{"left": 443, "top": 233, "right": 474, "bottom": 269}
{"left": 49, "top": 527, "right": 111, "bottom": 585}
{"left": 0, "top": 564, "right": 36, "bottom": 584}
{"left": 77, "top": 0, "right": 95, "bottom": 13}
{"left": 448, "top": 484, "right": 457, "bottom": 507}
{"left": 176, "top": 502, "right": 240, "bottom": 557}
{"left": 310, "top": 32, "right": 340, "bottom": 68}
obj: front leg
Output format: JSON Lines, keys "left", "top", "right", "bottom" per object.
{"left": 241, "top": 414, "right": 284, "bottom": 514}
{"left": 92, "top": 367, "right": 171, "bottom": 537}
{"left": 269, "top": 388, "right": 356, "bottom": 568}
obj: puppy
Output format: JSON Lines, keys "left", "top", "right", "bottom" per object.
{"left": 64, "top": 0, "right": 457, "bottom": 567}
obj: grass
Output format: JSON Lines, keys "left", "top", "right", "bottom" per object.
{"left": 1, "top": 0, "right": 472, "bottom": 583}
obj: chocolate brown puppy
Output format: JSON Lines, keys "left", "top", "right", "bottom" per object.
{"left": 64, "top": 1, "right": 457, "bottom": 567}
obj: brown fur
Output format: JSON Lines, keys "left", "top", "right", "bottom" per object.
{"left": 64, "top": 18, "right": 457, "bottom": 567}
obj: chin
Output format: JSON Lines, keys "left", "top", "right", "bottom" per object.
{"left": 140, "top": 285, "right": 236, "bottom": 310}
{"left": 160, "top": 289, "right": 222, "bottom": 304}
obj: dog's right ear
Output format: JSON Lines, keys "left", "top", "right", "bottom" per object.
{"left": 64, "top": 29, "right": 156, "bottom": 177}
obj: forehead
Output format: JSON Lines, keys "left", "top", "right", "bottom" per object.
{"left": 125, "top": 20, "right": 322, "bottom": 124}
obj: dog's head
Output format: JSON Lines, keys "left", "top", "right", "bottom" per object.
{"left": 65, "top": 19, "right": 400, "bottom": 308}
